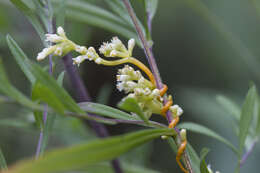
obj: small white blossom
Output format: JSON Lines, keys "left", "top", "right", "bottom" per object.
{"left": 170, "top": 104, "right": 183, "bottom": 117}
{"left": 117, "top": 74, "right": 130, "bottom": 82}
{"left": 37, "top": 47, "right": 53, "bottom": 61}
{"left": 75, "top": 45, "right": 87, "bottom": 54}
{"left": 116, "top": 82, "right": 125, "bottom": 91}
{"left": 151, "top": 89, "right": 160, "bottom": 97}
{"left": 54, "top": 47, "right": 63, "bottom": 56}
{"left": 128, "top": 38, "right": 135, "bottom": 56}
{"left": 180, "top": 129, "right": 187, "bottom": 141}
{"left": 45, "top": 34, "right": 63, "bottom": 43}
{"left": 57, "top": 26, "right": 65, "bottom": 37}
{"left": 72, "top": 55, "right": 88, "bottom": 65}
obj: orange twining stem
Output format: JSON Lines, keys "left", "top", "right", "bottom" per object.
{"left": 176, "top": 140, "right": 188, "bottom": 173}
{"left": 161, "top": 99, "right": 173, "bottom": 116}
{"left": 168, "top": 116, "right": 180, "bottom": 129}
{"left": 159, "top": 84, "right": 168, "bottom": 96}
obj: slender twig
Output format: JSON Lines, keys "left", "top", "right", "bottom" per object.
{"left": 62, "top": 54, "right": 123, "bottom": 173}
{"left": 122, "top": 0, "right": 193, "bottom": 172}
{"left": 35, "top": 0, "right": 54, "bottom": 159}
{"left": 240, "top": 139, "right": 258, "bottom": 167}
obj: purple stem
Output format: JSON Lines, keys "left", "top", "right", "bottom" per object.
{"left": 122, "top": 0, "right": 193, "bottom": 172}
{"left": 62, "top": 54, "right": 123, "bottom": 173}
{"left": 35, "top": 6, "right": 54, "bottom": 158}
{"left": 240, "top": 140, "right": 257, "bottom": 167}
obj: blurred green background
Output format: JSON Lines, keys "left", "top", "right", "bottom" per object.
{"left": 0, "top": 0, "right": 260, "bottom": 172}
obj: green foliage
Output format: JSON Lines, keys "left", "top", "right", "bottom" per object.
{"left": 0, "top": 59, "right": 42, "bottom": 111}
{"left": 0, "top": 148, "right": 7, "bottom": 171}
{"left": 9, "top": 0, "right": 45, "bottom": 42}
{"left": 216, "top": 95, "right": 241, "bottom": 121}
{"left": 239, "top": 85, "right": 258, "bottom": 154}
{"left": 199, "top": 148, "right": 210, "bottom": 173}
{"left": 179, "top": 122, "right": 238, "bottom": 154}
{"left": 4, "top": 128, "right": 175, "bottom": 173}
{"left": 118, "top": 97, "right": 149, "bottom": 124}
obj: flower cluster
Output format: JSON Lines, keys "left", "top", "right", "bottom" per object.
{"left": 36, "top": 26, "right": 183, "bottom": 120}
{"left": 99, "top": 37, "right": 135, "bottom": 58}
{"left": 116, "top": 65, "right": 183, "bottom": 118}
{"left": 37, "top": 27, "right": 75, "bottom": 61}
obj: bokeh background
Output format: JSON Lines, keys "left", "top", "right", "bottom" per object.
{"left": 0, "top": 0, "right": 260, "bottom": 172}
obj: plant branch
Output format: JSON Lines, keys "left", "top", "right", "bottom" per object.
{"left": 35, "top": 0, "right": 53, "bottom": 159}
{"left": 122, "top": 0, "right": 193, "bottom": 172}
{"left": 62, "top": 54, "right": 123, "bottom": 173}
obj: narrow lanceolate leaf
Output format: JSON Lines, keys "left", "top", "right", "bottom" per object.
{"left": 103, "top": 0, "right": 146, "bottom": 34}
{"left": 51, "top": 0, "right": 140, "bottom": 45}
{"left": 186, "top": 143, "right": 200, "bottom": 173}
{"left": 9, "top": 0, "right": 45, "bottom": 42}
{"left": 6, "top": 35, "right": 35, "bottom": 84}
{"left": 79, "top": 102, "right": 141, "bottom": 121}
{"left": 0, "top": 59, "right": 42, "bottom": 111}
{"left": 239, "top": 85, "right": 257, "bottom": 154}
{"left": 3, "top": 128, "right": 176, "bottom": 173}
{"left": 6, "top": 35, "right": 83, "bottom": 115}
{"left": 0, "top": 148, "right": 8, "bottom": 170}
{"left": 118, "top": 97, "right": 149, "bottom": 124}
{"left": 200, "top": 148, "right": 210, "bottom": 173}
{"left": 178, "top": 122, "right": 238, "bottom": 154}
{"left": 144, "top": 0, "right": 158, "bottom": 20}
{"left": 216, "top": 95, "right": 241, "bottom": 121}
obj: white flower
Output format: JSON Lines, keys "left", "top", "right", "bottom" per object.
{"left": 117, "top": 74, "right": 130, "bottom": 82}
{"left": 72, "top": 55, "right": 88, "bottom": 65}
{"left": 128, "top": 38, "right": 135, "bottom": 56}
{"left": 45, "top": 34, "right": 63, "bottom": 43}
{"left": 170, "top": 104, "right": 183, "bottom": 117}
{"left": 116, "top": 82, "right": 125, "bottom": 91}
{"left": 54, "top": 47, "right": 63, "bottom": 56}
{"left": 75, "top": 45, "right": 87, "bottom": 54}
{"left": 37, "top": 47, "right": 53, "bottom": 61}
{"left": 151, "top": 89, "right": 160, "bottom": 97}
{"left": 57, "top": 26, "right": 65, "bottom": 37}
{"left": 180, "top": 129, "right": 187, "bottom": 141}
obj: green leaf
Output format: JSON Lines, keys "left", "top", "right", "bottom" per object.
{"left": 0, "top": 119, "right": 32, "bottom": 129}
{"left": 96, "top": 84, "right": 112, "bottom": 104}
{"left": 57, "top": 71, "right": 65, "bottom": 87}
{"left": 144, "top": 0, "right": 158, "bottom": 20}
{"left": 55, "top": 0, "right": 66, "bottom": 27}
{"left": 6, "top": 35, "right": 35, "bottom": 84}
{"left": 200, "top": 148, "right": 210, "bottom": 160}
{"left": 239, "top": 85, "right": 257, "bottom": 154}
{"left": 199, "top": 148, "right": 210, "bottom": 173}
{"left": 79, "top": 102, "right": 141, "bottom": 121}
{"left": 0, "top": 148, "right": 7, "bottom": 171}
{"left": 181, "top": 0, "right": 260, "bottom": 79}
{"left": 6, "top": 35, "right": 83, "bottom": 114}
{"left": 32, "top": 82, "right": 66, "bottom": 115}
{"left": 81, "top": 162, "right": 159, "bottom": 173}
{"left": 39, "top": 112, "right": 56, "bottom": 156}
{"left": 118, "top": 97, "right": 149, "bottom": 124}
{"left": 51, "top": 0, "right": 140, "bottom": 46}
{"left": 9, "top": 0, "right": 45, "bottom": 42}
{"left": 0, "top": 59, "right": 42, "bottom": 111}
{"left": 216, "top": 95, "right": 241, "bottom": 121}
{"left": 178, "top": 122, "right": 238, "bottom": 154}
{"left": 186, "top": 143, "right": 200, "bottom": 173}
{"left": 104, "top": 0, "right": 146, "bottom": 36}
{"left": 4, "top": 128, "right": 175, "bottom": 173}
